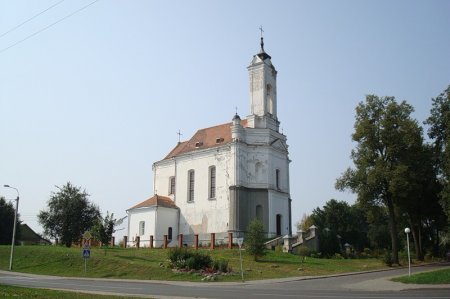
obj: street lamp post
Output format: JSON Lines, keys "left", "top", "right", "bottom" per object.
{"left": 4, "top": 185, "right": 19, "bottom": 271}
{"left": 404, "top": 227, "right": 411, "bottom": 276}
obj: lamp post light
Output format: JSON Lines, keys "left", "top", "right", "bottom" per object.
{"left": 3, "top": 185, "right": 19, "bottom": 271}
{"left": 404, "top": 227, "right": 411, "bottom": 276}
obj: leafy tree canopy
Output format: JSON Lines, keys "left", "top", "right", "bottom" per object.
{"left": 336, "top": 95, "right": 424, "bottom": 264}
{"left": 92, "top": 211, "right": 116, "bottom": 246}
{"left": 426, "top": 84, "right": 450, "bottom": 222}
{"left": 38, "top": 182, "right": 100, "bottom": 247}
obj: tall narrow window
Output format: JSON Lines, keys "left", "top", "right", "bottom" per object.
{"left": 209, "top": 166, "right": 216, "bottom": 199}
{"left": 276, "top": 169, "right": 280, "bottom": 190}
{"left": 168, "top": 227, "right": 173, "bottom": 240}
{"left": 169, "top": 176, "right": 175, "bottom": 195}
{"left": 139, "top": 221, "right": 145, "bottom": 236}
{"left": 256, "top": 205, "right": 263, "bottom": 222}
{"left": 188, "top": 170, "right": 195, "bottom": 202}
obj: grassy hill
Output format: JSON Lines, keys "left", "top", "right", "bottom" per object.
{"left": 0, "top": 245, "right": 388, "bottom": 281}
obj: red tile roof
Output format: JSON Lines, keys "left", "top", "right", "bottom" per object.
{"left": 128, "top": 194, "right": 178, "bottom": 210}
{"left": 164, "top": 120, "right": 247, "bottom": 160}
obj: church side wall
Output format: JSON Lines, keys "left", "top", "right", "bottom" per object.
{"left": 154, "top": 207, "right": 179, "bottom": 247}
{"left": 153, "top": 146, "right": 233, "bottom": 236}
{"left": 128, "top": 207, "right": 156, "bottom": 247}
{"left": 153, "top": 163, "right": 175, "bottom": 201}
{"left": 268, "top": 190, "right": 290, "bottom": 237}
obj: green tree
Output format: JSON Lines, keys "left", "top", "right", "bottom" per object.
{"left": 425, "top": 84, "right": 450, "bottom": 223}
{"left": 0, "top": 197, "right": 21, "bottom": 245}
{"left": 310, "top": 199, "right": 368, "bottom": 255}
{"left": 92, "top": 211, "right": 116, "bottom": 246}
{"left": 245, "top": 218, "right": 266, "bottom": 261}
{"left": 336, "top": 95, "right": 424, "bottom": 264}
{"left": 365, "top": 205, "right": 391, "bottom": 250}
{"left": 38, "top": 182, "right": 100, "bottom": 247}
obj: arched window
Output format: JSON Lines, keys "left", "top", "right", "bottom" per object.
{"left": 256, "top": 205, "right": 263, "bottom": 222}
{"left": 139, "top": 221, "right": 145, "bottom": 236}
{"left": 209, "top": 166, "right": 216, "bottom": 199}
{"left": 169, "top": 176, "right": 175, "bottom": 195}
{"left": 168, "top": 227, "right": 173, "bottom": 240}
{"left": 187, "top": 170, "right": 195, "bottom": 202}
{"left": 276, "top": 169, "right": 280, "bottom": 190}
{"left": 276, "top": 214, "right": 282, "bottom": 236}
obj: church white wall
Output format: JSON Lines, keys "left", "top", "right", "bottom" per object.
{"left": 127, "top": 207, "right": 179, "bottom": 247}
{"left": 153, "top": 146, "right": 233, "bottom": 235}
{"left": 268, "top": 190, "right": 290, "bottom": 237}
{"left": 236, "top": 139, "right": 290, "bottom": 193}
{"left": 127, "top": 207, "right": 156, "bottom": 247}
{"left": 154, "top": 207, "right": 179, "bottom": 247}
{"left": 153, "top": 163, "right": 175, "bottom": 200}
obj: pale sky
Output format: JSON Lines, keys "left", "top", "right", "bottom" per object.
{"left": 1, "top": 0, "right": 450, "bottom": 238}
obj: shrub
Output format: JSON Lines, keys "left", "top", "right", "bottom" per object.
{"left": 297, "top": 245, "right": 310, "bottom": 263}
{"left": 168, "top": 248, "right": 212, "bottom": 270}
{"left": 213, "top": 259, "right": 229, "bottom": 272}
{"left": 246, "top": 218, "right": 266, "bottom": 261}
{"left": 189, "top": 252, "right": 212, "bottom": 270}
{"left": 332, "top": 253, "right": 344, "bottom": 259}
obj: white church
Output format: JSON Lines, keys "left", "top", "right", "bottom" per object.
{"left": 127, "top": 37, "right": 292, "bottom": 247}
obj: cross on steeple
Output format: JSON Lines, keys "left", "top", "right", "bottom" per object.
{"left": 259, "top": 25, "right": 265, "bottom": 52}
{"left": 177, "top": 130, "right": 183, "bottom": 143}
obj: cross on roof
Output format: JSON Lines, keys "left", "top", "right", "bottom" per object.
{"left": 177, "top": 130, "right": 183, "bottom": 143}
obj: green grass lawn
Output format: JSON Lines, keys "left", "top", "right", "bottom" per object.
{"left": 0, "top": 284, "right": 142, "bottom": 298}
{"left": 0, "top": 245, "right": 388, "bottom": 282}
{"left": 392, "top": 268, "right": 450, "bottom": 284}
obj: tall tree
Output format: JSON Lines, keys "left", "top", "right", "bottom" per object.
{"left": 0, "top": 197, "right": 21, "bottom": 245}
{"left": 425, "top": 84, "right": 450, "bottom": 222}
{"left": 38, "top": 182, "right": 100, "bottom": 247}
{"left": 336, "top": 95, "right": 423, "bottom": 264}
{"left": 92, "top": 211, "right": 116, "bottom": 246}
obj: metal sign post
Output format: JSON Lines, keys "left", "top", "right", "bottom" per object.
{"left": 237, "top": 237, "right": 244, "bottom": 282}
{"left": 82, "top": 231, "right": 91, "bottom": 275}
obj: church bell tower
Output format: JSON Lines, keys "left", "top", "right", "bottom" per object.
{"left": 247, "top": 34, "right": 279, "bottom": 131}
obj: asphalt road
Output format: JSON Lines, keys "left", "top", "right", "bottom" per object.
{"left": 1, "top": 264, "right": 449, "bottom": 299}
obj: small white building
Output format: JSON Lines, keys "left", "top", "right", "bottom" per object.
{"left": 127, "top": 37, "right": 292, "bottom": 246}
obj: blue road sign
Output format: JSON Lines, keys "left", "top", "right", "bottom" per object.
{"left": 82, "top": 249, "right": 90, "bottom": 259}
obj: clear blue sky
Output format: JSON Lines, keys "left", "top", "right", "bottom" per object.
{"left": 1, "top": 0, "right": 450, "bottom": 237}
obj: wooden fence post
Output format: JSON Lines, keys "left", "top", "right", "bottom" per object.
{"left": 194, "top": 234, "right": 199, "bottom": 250}
{"left": 178, "top": 234, "right": 183, "bottom": 248}
{"left": 228, "top": 232, "right": 233, "bottom": 249}
{"left": 163, "top": 235, "right": 168, "bottom": 249}
{"left": 210, "top": 233, "right": 215, "bottom": 250}
{"left": 123, "top": 236, "right": 128, "bottom": 248}
{"left": 150, "top": 235, "right": 154, "bottom": 249}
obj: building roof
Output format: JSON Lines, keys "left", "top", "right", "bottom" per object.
{"left": 19, "top": 223, "right": 51, "bottom": 245}
{"left": 164, "top": 119, "right": 247, "bottom": 160}
{"left": 128, "top": 194, "right": 178, "bottom": 210}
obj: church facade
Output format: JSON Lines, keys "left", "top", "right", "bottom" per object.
{"left": 127, "top": 38, "right": 292, "bottom": 247}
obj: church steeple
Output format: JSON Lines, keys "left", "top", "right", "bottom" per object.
{"left": 247, "top": 29, "right": 279, "bottom": 131}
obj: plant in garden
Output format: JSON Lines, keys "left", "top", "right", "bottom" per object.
{"left": 246, "top": 218, "right": 266, "bottom": 261}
